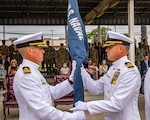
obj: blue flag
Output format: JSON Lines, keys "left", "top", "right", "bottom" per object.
{"left": 68, "top": 0, "right": 88, "bottom": 104}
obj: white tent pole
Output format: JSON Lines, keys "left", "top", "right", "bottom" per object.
{"left": 98, "top": 25, "right": 101, "bottom": 43}
{"left": 128, "top": 0, "right": 135, "bottom": 63}
{"left": 65, "top": 25, "right": 68, "bottom": 48}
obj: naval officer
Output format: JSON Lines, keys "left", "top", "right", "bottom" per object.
{"left": 71, "top": 31, "right": 141, "bottom": 120}
{"left": 13, "top": 32, "right": 85, "bottom": 120}
{"left": 144, "top": 67, "right": 150, "bottom": 120}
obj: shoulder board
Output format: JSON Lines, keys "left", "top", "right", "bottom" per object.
{"left": 125, "top": 62, "right": 134, "bottom": 68}
{"left": 23, "top": 66, "right": 31, "bottom": 74}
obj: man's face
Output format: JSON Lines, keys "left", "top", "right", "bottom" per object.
{"left": 105, "top": 45, "right": 120, "bottom": 62}
{"left": 88, "top": 60, "right": 92, "bottom": 65}
{"left": 29, "top": 46, "right": 45, "bottom": 64}
{"left": 1, "top": 55, "right": 6, "bottom": 60}
{"left": 144, "top": 55, "right": 149, "bottom": 61}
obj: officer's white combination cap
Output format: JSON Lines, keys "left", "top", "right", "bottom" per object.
{"left": 13, "top": 32, "right": 47, "bottom": 48}
{"left": 103, "top": 31, "right": 133, "bottom": 47}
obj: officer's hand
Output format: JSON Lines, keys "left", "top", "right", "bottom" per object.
{"left": 70, "top": 101, "right": 88, "bottom": 111}
{"left": 81, "top": 65, "right": 87, "bottom": 75}
{"left": 73, "top": 110, "right": 86, "bottom": 120}
{"left": 69, "top": 60, "right": 77, "bottom": 82}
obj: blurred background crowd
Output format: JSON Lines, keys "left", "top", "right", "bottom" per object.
{"left": 0, "top": 36, "right": 150, "bottom": 91}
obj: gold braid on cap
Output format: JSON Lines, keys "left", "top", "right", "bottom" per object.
{"left": 105, "top": 41, "right": 123, "bottom": 45}
{"left": 29, "top": 42, "right": 45, "bottom": 46}
{"left": 103, "top": 40, "right": 123, "bottom": 47}
{"left": 103, "top": 38, "right": 130, "bottom": 47}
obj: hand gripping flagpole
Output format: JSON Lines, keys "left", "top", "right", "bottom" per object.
{"left": 68, "top": 0, "right": 88, "bottom": 105}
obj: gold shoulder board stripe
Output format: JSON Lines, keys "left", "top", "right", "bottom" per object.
{"left": 23, "top": 66, "right": 31, "bottom": 74}
{"left": 125, "top": 62, "right": 134, "bottom": 68}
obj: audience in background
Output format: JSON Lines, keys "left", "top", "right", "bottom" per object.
{"left": 60, "top": 62, "right": 70, "bottom": 75}
{"left": 0, "top": 54, "right": 10, "bottom": 72}
{"left": 7, "top": 59, "right": 18, "bottom": 77}
{"left": 0, "top": 64, "right": 7, "bottom": 89}
{"left": 44, "top": 41, "right": 56, "bottom": 75}
{"left": 99, "top": 59, "right": 108, "bottom": 76}
{"left": 86, "top": 58, "right": 99, "bottom": 80}
{"left": 97, "top": 42, "right": 103, "bottom": 65}
{"left": 141, "top": 39, "right": 150, "bottom": 56}
{"left": 89, "top": 43, "right": 99, "bottom": 66}
{"left": 0, "top": 40, "right": 9, "bottom": 59}
{"left": 0, "top": 39, "right": 149, "bottom": 78}
{"left": 9, "top": 45, "right": 22, "bottom": 65}
{"left": 135, "top": 42, "right": 145, "bottom": 71}
{"left": 140, "top": 54, "right": 150, "bottom": 94}
{"left": 141, "top": 54, "right": 150, "bottom": 78}
{"left": 56, "top": 43, "right": 70, "bottom": 71}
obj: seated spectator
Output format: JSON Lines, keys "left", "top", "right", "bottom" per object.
{"left": 99, "top": 59, "right": 108, "bottom": 76}
{"left": 86, "top": 58, "right": 99, "bottom": 80}
{"left": 92, "top": 62, "right": 99, "bottom": 80}
{"left": 0, "top": 64, "right": 7, "bottom": 89}
{"left": 7, "top": 59, "right": 18, "bottom": 77}
{"left": 60, "top": 62, "right": 70, "bottom": 75}
{"left": 0, "top": 64, "right": 7, "bottom": 77}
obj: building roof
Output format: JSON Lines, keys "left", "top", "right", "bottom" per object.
{"left": 0, "top": 0, "right": 150, "bottom": 25}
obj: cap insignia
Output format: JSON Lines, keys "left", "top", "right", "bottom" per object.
{"left": 23, "top": 66, "right": 31, "bottom": 74}
{"left": 125, "top": 62, "right": 134, "bottom": 68}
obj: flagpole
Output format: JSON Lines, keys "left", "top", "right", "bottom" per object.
{"left": 68, "top": 0, "right": 89, "bottom": 105}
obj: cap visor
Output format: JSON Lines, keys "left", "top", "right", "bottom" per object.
{"left": 36, "top": 45, "right": 48, "bottom": 48}
{"left": 102, "top": 44, "right": 115, "bottom": 48}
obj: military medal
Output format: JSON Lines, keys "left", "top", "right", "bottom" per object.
{"left": 111, "top": 69, "right": 120, "bottom": 85}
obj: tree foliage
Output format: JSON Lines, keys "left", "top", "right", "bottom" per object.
{"left": 87, "top": 26, "right": 111, "bottom": 44}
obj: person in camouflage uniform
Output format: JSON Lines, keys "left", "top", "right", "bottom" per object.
{"left": 135, "top": 42, "right": 144, "bottom": 71}
{"left": 56, "top": 43, "right": 69, "bottom": 72}
{"left": 44, "top": 41, "right": 56, "bottom": 74}
{"left": 141, "top": 39, "right": 150, "bottom": 57}
{"left": 9, "top": 44, "right": 23, "bottom": 65}
{"left": 89, "top": 43, "right": 99, "bottom": 66}
{"left": 0, "top": 40, "right": 9, "bottom": 58}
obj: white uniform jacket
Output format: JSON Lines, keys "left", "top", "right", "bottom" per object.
{"left": 13, "top": 59, "right": 77, "bottom": 120}
{"left": 82, "top": 56, "right": 141, "bottom": 120}
{"left": 144, "top": 68, "right": 150, "bottom": 120}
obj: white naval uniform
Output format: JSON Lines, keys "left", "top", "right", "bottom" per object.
{"left": 144, "top": 68, "right": 150, "bottom": 120}
{"left": 82, "top": 56, "right": 141, "bottom": 120}
{"left": 13, "top": 59, "right": 77, "bottom": 120}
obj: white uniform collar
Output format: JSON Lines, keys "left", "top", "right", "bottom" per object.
{"left": 22, "top": 59, "right": 39, "bottom": 70}
{"left": 112, "top": 56, "right": 128, "bottom": 67}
